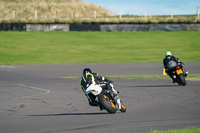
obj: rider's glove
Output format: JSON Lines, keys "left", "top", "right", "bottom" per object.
{"left": 85, "top": 90, "right": 91, "bottom": 95}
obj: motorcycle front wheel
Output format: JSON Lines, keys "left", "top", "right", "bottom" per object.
{"left": 120, "top": 101, "right": 126, "bottom": 113}
{"left": 177, "top": 74, "right": 186, "bottom": 86}
{"left": 98, "top": 93, "right": 117, "bottom": 114}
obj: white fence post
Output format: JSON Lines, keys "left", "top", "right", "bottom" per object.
{"left": 71, "top": 12, "right": 73, "bottom": 18}
{"left": 119, "top": 12, "right": 122, "bottom": 19}
{"left": 94, "top": 10, "right": 96, "bottom": 19}
{"left": 145, "top": 10, "right": 147, "bottom": 19}
{"left": 13, "top": 10, "right": 15, "bottom": 19}
{"left": 35, "top": 10, "right": 37, "bottom": 19}
{"left": 171, "top": 10, "right": 174, "bottom": 19}
{"left": 54, "top": 11, "right": 56, "bottom": 19}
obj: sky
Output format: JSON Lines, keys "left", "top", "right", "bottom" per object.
{"left": 84, "top": 0, "right": 200, "bottom": 16}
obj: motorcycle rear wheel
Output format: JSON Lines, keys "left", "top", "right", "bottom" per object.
{"left": 98, "top": 93, "right": 117, "bottom": 114}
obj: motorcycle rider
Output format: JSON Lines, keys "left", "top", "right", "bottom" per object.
{"left": 80, "top": 68, "right": 117, "bottom": 108}
{"left": 163, "top": 51, "right": 188, "bottom": 83}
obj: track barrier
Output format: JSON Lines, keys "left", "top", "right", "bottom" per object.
{"left": 0, "top": 22, "right": 200, "bottom": 31}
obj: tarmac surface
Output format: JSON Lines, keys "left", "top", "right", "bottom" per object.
{"left": 0, "top": 62, "right": 200, "bottom": 133}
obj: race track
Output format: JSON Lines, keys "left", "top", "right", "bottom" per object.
{"left": 0, "top": 62, "right": 200, "bottom": 133}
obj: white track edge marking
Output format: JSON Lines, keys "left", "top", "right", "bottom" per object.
{"left": 19, "top": 84, "right": 51, "bottom": 98}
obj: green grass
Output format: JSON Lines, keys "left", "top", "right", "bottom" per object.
{"left": 64, "top": 74, "right": 200, "bottom": 79}
{"left": 0, "top": 31, "right": 200, "bottom": 65}
{"left": 150, "top": 127, "right": 200, "bottom": 133}
{"left": 106, "top": 74, "right": 200, "bottom": 79}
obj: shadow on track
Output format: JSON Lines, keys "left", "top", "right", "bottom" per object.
{"left": 28, "top": 112, "right": 108, "bottom": 116}
{"left": 118, "top": 85, "right": 177, "bottom": 88}
{"left": 131, "top": 85, "right": 178, "bottom": 88}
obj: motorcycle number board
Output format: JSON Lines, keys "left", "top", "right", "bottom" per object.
{"left": 176, "top": 69, "right": 183, "bottom": 75}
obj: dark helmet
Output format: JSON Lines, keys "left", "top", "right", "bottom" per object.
{"left": 82, "top": 68, "right": 92, "bottom": 81}
{"left": 83, "top": 68, "right": 92, "bottom": 74}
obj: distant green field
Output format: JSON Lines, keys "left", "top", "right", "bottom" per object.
{"left": 0, "top": 31, "right": 200, "bottom": 65}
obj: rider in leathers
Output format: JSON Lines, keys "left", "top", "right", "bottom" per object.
{"left": 163, "top": 51, "right": 188, "bottom": 83}
{"left": 80, "top": 68, "right": 117, "bottom": 108}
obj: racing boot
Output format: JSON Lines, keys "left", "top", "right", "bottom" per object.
{"left": 89, "top": 100, "right": 99, "bottom": 106}
{"left": 90, "top": 101, "right": 104, "bottom": 111}
{"left": 99, "top": 105, "right": 103, "bottom": 111}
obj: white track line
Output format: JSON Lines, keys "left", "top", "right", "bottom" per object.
{"left": 0, "top": 65, "right": 16, "bottom": 68}
{"left": 19, "top": 84, "right": 51, "bottom": 98}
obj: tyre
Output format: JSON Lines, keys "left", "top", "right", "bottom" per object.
{"left": 178, "top": 74, "right": 186, "bottom": 86}
{"left": 120, "top": 101, "right": 126, "bottom": 113}
{"left": 98, "top": 93, "right": 117, "bottom": 114}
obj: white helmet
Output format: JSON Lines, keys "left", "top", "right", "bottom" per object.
{"left": 165, "top": 51, "right": 172, "bottom": 57}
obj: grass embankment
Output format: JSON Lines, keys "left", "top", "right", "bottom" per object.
{"left": 0, "top": 0, "right": 199, "bottom": 23}
{"left": 0, "top": 0, "right": 114, "bottom": 23}
{"left": 0, "top": 31, "right": 200, "bottom": 65}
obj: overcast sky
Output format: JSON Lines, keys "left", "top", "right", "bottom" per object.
{"left": 84, "top": 0, "right": 200, "bottom": 16}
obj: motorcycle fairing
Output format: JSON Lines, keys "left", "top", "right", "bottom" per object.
{"left": 85, "top": 84, "right": 102, "bottom": 96}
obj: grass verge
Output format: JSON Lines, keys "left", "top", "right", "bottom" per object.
{"left": 63, "top": 74, "right": 200, "bottom": 79}
{"left": 0, "top": 31, "right": 200, "bottom": 65}
{"left": 150, "top": 127, "right": 200, "bottom": 133}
